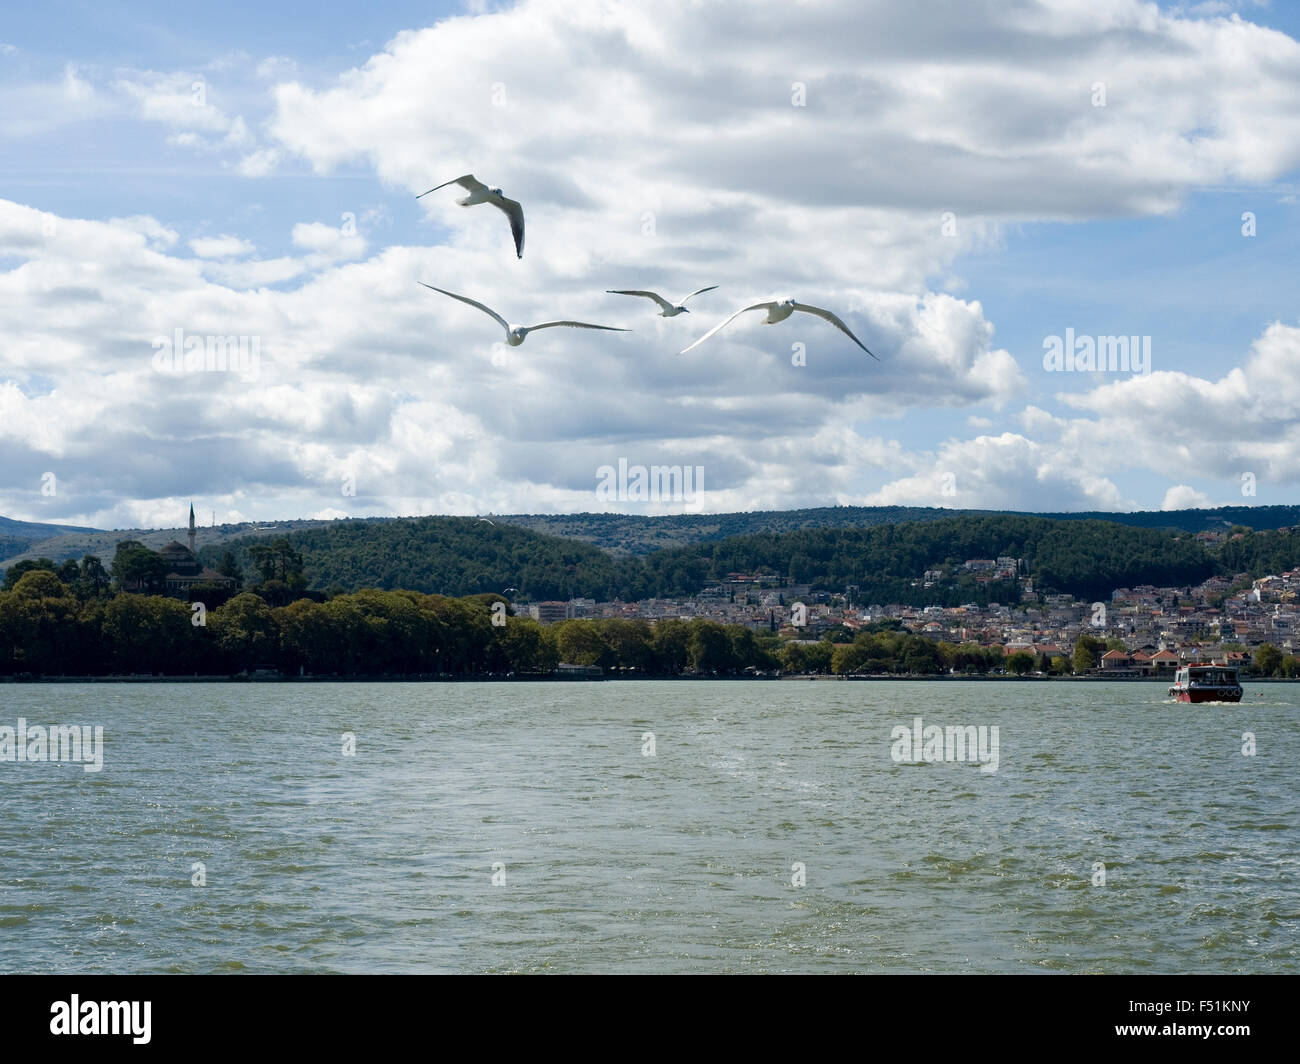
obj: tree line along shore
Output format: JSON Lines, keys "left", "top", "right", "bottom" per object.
{"left": 3, "top": 566, "right": 1297, "bottom": 680}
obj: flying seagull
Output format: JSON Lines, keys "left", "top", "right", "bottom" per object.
{"left": 679, "top": 299, "right": 878, "bottom": 358}
{"left": 605, "top": 285, "right": 718, "bottom": 317}
{"left": 416, "top": 174, "right": 525, "bottom": 258}
{"left": 418, "top": 283, "right": 630, "bottom": 346}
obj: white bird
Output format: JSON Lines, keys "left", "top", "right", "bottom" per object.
{"left": 418, "top": 283, "right": 630, "bottom": 346}
{"left": 416, "top": 174, "right": 525, "bottom": 259}
{"left": 679, "top": 299, "right": 878, "bottom": 358}
{"left": 605, "top": 285, "right": 718, "bottom": 317}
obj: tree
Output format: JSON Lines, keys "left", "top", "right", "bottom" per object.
{"left": 686, "top": 620, "right": 735, "bottom": 673}
{"left": 1007, "top": 650, "right": 1035, "bottom": 676}
{"left": 597, "top": 618, "right": 655, "bottom": 672}
{"left": 111, "top": 541, "right": 167, "bottom": 593}
{"left": 553, "top": 620, "right": 614, "bottom": 669}
{"left": 0, "top": 573, "right": 81, "bottom": 674}
{"left": 649, "top": 619, "right": 690, "bottom": 674}
{"left": 101, "top": 594, "right": 195, "bottom": 673}
{"left": 10, "top": 570, "right": 70, "bottom": 600}
{"left": 248, "top": 538, "right": 304, "bottom": 585}
{"left": 780, "top": 642, "right": 809, "bottom": 673}
{"left": 830, "top": 641, "right": 869, "bottom": 675}
{"left": 900, "top": 636, "right": 942, "bottom": 674}
{"left": 78, "top": 555, "right": 110, "bottom": 599}
{"left": 1254, "top": 643, "right": 1282, "bottom": 677}
{"left": 209, "top": 593, "right": 279, "bottom": 670}
{"left": 498, "top": 616, "right": 558, "bottom": 674}
{"left": 217, "top": 550, "right": 244, "bottom": 587}
{"left": 1073, "top": 635, "right": 1104, "bottom": 673}
{"left": 275, "top": 598, "right": 333, "bottom": 674}
{"left": 1, "top": 558, "right": 57, "bottom": 591}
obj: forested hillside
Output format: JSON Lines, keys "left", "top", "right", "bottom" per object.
{"left": 633, "top": 516, "right": 1217, "bottom": 602}
{"left": 205, "top": 517, "right": 627, "bottom": 600}
{"left": 496, "top": 504, "right": 1300, "bottom": 555}
{"left": 210, "top": 513, "right": 1300, "bottom": 604}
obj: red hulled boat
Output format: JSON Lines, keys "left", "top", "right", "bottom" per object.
{"left": 1168, "top": 664, "right": 1243, "bottom": 703}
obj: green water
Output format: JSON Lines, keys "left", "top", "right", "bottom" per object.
{"left": 1, "top": 680, "right": 1295, "bottom": 973}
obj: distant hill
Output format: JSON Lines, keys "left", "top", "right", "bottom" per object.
{"left": 4, "top": 502, "right": 1298, "bottom": 581}
{"left": 205, "top": 517, "right": 622, "bottom": 601}
{"left": 211, "top": 512, "right": 1300, "bottom": 605}
{"left": 0, "top": 515, "right": 103, "bottom": 561}
{"left": 0, "top": 517, "right": 340, "bottom": 572}
{"left": 491, "top": 504, "right": 1300, "bottom": 555}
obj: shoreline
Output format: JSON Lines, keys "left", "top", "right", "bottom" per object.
{"left": 2, "top": 674, "right": 1295, "bottom": 684}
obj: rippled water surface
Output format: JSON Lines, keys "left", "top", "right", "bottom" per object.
{"left": 1, "top": 680, "right": 1296, "bottom": 973}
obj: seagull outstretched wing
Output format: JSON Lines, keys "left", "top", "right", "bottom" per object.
{"left": 678, "top": 285, "right": 718, "bottom": 305}
{"left": 417, "top": 282, "right": 509, "bottom": 333}
{"left": 416, "top": 174, "right": 486, "bottom": 199}
{"left": 678, "top": 302, "right": 777, "bottom": 355}
{"left": 521, "top": 320, "right": 631, "bottom": 339}
{"left": 489, "top": 193, "right": 525, "bottom": 258}
{"left": 607, "top": 290, "right": 676, "bottom": 314}
{"left": 792, "top": 302, "right": 878, "bottom": 360}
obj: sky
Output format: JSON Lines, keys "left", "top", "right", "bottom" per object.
{"left": 2, "top": 0, "right": 1299, "bottom": 530}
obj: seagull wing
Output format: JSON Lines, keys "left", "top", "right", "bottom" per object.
{"left": 522, "top": 320, "right": 631, "bottom": 335}
{"left": 792, "top": 302, "right": 879, "bottom": 360}
{"left": 678, "top": 302, "right": 776, "bottom": 355}
{"left": 606, "top": 290, "right": 675, "bottom": 314}
{"left": 417, "top": 282, "right": 509, "bottom": 334}
{"left": 489, "top": 194, "right": 525, "bottom": 258}
{"left": 677, "top": 284, "right": 719, "bottom": 305}
{"left": 416, "top": 174, "right": 486, "bottom": 199}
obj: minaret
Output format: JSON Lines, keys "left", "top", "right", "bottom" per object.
{"left": 188, "top": 503, "right": 197, "bottom": 555}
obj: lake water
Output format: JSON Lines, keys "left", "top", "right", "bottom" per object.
{"left": 1, "top": 680, "right": 1296, "bottom": 973}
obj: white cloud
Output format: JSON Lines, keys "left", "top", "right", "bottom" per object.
{"left": 189, "top": 235, "right": 255, "bottom": 259}
{"left": 291, "top": 221, "right": 366, "bottom": 260}
{"left": 1162, "top": 484, "right": 1213, "bottom": 510}
{"left": 115, "top": 71, "right": 237, "bottom": 134}
{"left": 1058, "top": 322, "right": 1300, "bottom": 484}
{"left": 236, "top": 147, "right": 281, "bottom": 176}
{"left": 0, "top": 65, "right": 112, "bottom": 136}
{"left": 4, "top": 1, "right": 1300, "bottom": 524}
{"left": 864, "top": 432, "right": 1129, "bottom": 511}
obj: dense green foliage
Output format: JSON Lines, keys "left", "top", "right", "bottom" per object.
{"left": 496, "top": 504, "right": 1300, "bottom": 555}
{"left": 9, "top": 503, "right": 1300, "bottom": 574}
{"left": 0, "top": 570, "right": 789, "bottom": 677}
{"left": 1214, "top": 526, "right": 1300, "bottom": 577}
{"left": 1252, "top": 643, "right": 1300, "bottom": 678}
{"left": 202, "top": 513, "right": 1300, "bottom": 605}
{"left": 0, "top": 567, "right": 1293, "bottom": 679}
{"left": 0, "top": 572, "right": 1030, "bottom": 678}
{"left": 207, "top": 518, "right": 627, "bottom": 601}
{"left": 638, "top": 515, "right": 1225, "bottom": 601}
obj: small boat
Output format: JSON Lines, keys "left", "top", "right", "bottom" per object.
{"left": 1168, "top": 664, "right": 1242, "bottom": 703}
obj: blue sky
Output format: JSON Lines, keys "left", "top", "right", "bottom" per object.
{"left": 2, "top": 0, "right": 1300, "bottom": 529}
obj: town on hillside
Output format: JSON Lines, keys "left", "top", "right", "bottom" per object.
{"left": 519, "top": 557, "right": 1300, "bottom": 675}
